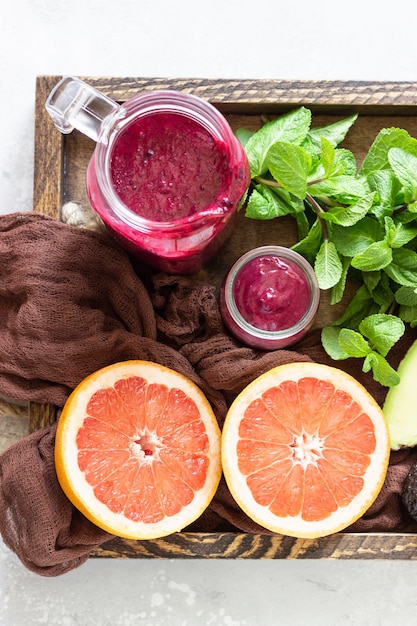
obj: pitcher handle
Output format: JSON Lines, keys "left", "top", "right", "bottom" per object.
{"left": 45, "top": 76, "right": 119, "bottom": 142}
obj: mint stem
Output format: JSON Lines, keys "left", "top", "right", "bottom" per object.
{"left": 255, "top": 176, "right": 325, "bottom": 189}
{"left": 255, "top": 176, "right": 282, "bottom": 188}
{"left": 306, "top": 193, "right": 330, "bottom": 240}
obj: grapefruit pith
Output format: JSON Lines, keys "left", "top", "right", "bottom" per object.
{"left": 221, "top": 362, "right": 390, "bottom": 538}
{"left": 54, "top": 360, "right": 222, "bottom": 539}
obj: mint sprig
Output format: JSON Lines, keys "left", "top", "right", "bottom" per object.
{"left": 236, "top": 108, "right": 417, "bottom": 387}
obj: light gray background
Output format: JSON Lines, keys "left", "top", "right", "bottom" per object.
{"left": 1, "top": 1, "right": 417, "bottom": 624}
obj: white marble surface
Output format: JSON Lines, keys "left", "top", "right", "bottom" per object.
{"left": 2, "top": 0, "right": 417, "bottom": 624}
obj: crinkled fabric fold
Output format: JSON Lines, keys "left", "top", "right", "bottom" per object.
{"left": 1, "top": 212, "right": 416, "bottom": 576}
{"left": 0, "top": 422, "right": 112, "bottom": 576}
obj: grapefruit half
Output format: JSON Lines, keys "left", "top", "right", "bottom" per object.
{"left": 221, "top": 362, "right": 390, "bottom": 538}
{"left": 55, "top": 360, "right": 222, "bottom": 539}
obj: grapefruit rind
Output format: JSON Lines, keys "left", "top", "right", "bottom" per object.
{"left": 55, "top": 360, "right": 222, "bottom": 540}
{"left": 221, "top": 362, "right": 390, "bottom": 539}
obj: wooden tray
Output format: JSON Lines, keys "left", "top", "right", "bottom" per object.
{"left": 32, "top": 75, "right": 417, "bottom": 560}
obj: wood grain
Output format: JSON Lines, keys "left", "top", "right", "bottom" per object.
{"left": 33, "top": 76, "right": 64, "bottom": 218}
{"left": 77, "top": 76, "right": 417, "bottom": 114}
{"left": 28, "top": 402, "right": 56, "bottom": 433}
{"left": 91, "top": 531, "right": 417, "bottom": 560}
{"left": 31, "top": 76, "right": 417, "bottom": 558}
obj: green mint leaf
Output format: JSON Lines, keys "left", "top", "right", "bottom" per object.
{"left": 384, "top": 248, "right": 417, "bottom": 287}
{"left": 266, "top": 142, "right": 311, "bottom": 199}
{"left": 393, "top": 247, "right": 417, "bottom": 269}
{"left": 234, "top": 127, "right": 254, "bottom": 148}
{"left": 385, "top": 219, "right": 417, "bottom": 248}
{"left": 269, "top": 186, "right": 305, "bottom": 213}
{"left": 291, "top": 218, "right": 323, "bottom": 263}
{"left": 308, "top": 148, "right": 356, "bottom": 182}
{"left": 307, "top": 175, "right": 369, "bottom": 205}
{"left": 245, "top": 188, "right": 273, "bottom": 220}
{"left": 332, "top": 217, "right": 383, "bottom": 256}
{"left": 383, "top": 215, "right": 397, "bottom": 245}
{"left": 307, "top": 114, "right": 358, "bottom": 148}
{"left": 320, "top": 327, "right": 400, "bottom": 388}
{"left": 394, "top": 208, "right": 417, "bottom": 225}
{"left": 370, "top": 272, "right": 394, "bottom": 310}
{"left": 245, "top": 186, "right": 291, "bottom": 220}
{"left": 362, "top": 352, "right": 400, "bottom": 387}
{"left": 322, "top": 192, "right": 375, "bottom": 227}
{"left": 321, "top": 326, "right": 350, "bottom": 360}
{"left": 332, "top": 284, "right": 379, "bottom": 330}
{"left": 359, "top": 313, "right": 405, "bottom": 356}
{"left": 338, "top": 328, "right": 371, "bottom": 357}
{"left": 367, "top": 169, "right": 401, "bottom": 220}
{"left": 293, "top": 211, "right": 310, "bottom": 240}
{"left": 300, "top": 134, "right": 322, "bottom": 164}
{"left": 319, "top": 137, "right": 335, "bottom": 178}
{"left": 351, "top": 240, "right": 392, "bottom": 271}
{"left": 245, "top": 107, "right": 312, "bottom": 177}
{"left": 359, "top": 127, "right": 415, "bottom": 175}
{"left": 395, "top": 285, "right": 417, "bottom": 306}
{"left": 388, "top": 147, "right": 417, "bottom": 196}
{"left": 406, "top": 200, "right": 417, "bottom": 214}
{"left": 362, "top": 270, "right": 381, "bottom": 295}
{"left": 314, "top": 240, "right": 342, "bottom": 289}
{"left": 330, "top": 255, "right": 351, "bottom": 305}
{"left": 245, "top": 184, "right": 305, "bottom": 220}
{"left": 399, "top": 303, "right": 417, "bottom": 325}
{"left": 332, "top": 149, "right": 357, "bottom": 176}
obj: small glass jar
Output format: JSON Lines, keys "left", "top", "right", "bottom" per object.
{"left": 220, "top": 246, "right": 320, "bottom": 350}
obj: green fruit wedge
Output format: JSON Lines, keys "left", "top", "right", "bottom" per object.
{"left": 383, "top": 339, "right": 417, "bottom": 450}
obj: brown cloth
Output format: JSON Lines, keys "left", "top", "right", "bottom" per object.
{"left": 0, "top": 211, "right": 416, "bottom": 577}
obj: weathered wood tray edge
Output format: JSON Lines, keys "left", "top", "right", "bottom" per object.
{"left": 32, "top": 75, "right": 417, "bottom": 560}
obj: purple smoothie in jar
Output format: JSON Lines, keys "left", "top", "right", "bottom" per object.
{"left": 86, "top": 93, "right": 250, "bottom": 275}
{"left": 220, "top": 246, "right": 320, "bottom": 350}
{"left": 110, "top": 112, "right": 228, "bottom": 222}
{"left": 45, "top": 78, "right": 250, "bottom": 274}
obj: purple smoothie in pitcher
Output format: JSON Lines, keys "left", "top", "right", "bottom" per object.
{"left": 110, "top": 113, "right": 229, "bottom": 222}
{"left": 85, "top": 95, "right": 249, "bottom": 274}
{"left": 45, "top": 78, "right": 249, "bottom": 274}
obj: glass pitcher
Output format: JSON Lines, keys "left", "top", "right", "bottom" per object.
{"left": 45, "top": 76, "right": 250, "bottom": 274}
